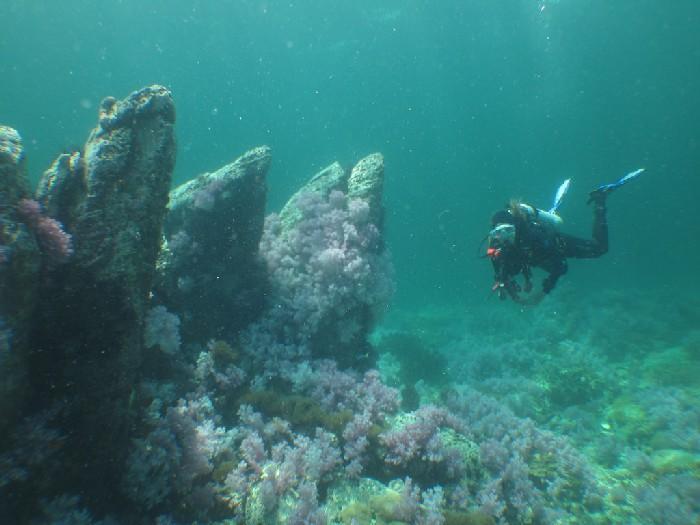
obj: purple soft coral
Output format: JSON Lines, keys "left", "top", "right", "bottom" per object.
{"left": 380, "top": 405, "right": 466, "bottom": 467}
{"left": 16, "top": 198, "right": 73, "bottom": 262}
{"left": 247, "top": 189, "right": 393, "bottom": 376}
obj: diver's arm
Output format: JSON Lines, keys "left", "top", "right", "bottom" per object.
{"left": 540, "top": 267, "right": 564, "bottom": 296}
{"left": 541, "top": 255, "right": 568, "bottom": 295}
{"left": 492, "top": 259, "right": 521, "bottom": 301}
{"left": 493, "top": 277, "right": 521, "bottom": 301}
{"left": 542, "top": 273, "right": 560, "bottom": 294}
{"left": 511, "top": 264, "right": 545, "bottom": 305}
{"left": 491, "top": 259, "right": 507, "bottom": 299}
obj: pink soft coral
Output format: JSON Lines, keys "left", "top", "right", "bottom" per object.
{"left": 17, "top": 199, "right": 73, "bottom": 262}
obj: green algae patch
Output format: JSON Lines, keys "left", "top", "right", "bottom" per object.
{"left": 240, "top": 390, "right": 353, "bottom": 434}
{"left": 605, "top": 396, "right": 654, "bottom": 445}
{"left": 650, "top": 449, "right": 700, "bottom": 476}
{"left": 642, "top": 346, "right": 700, "bottom": 386}
{"left": 208, "top": 339, "right": 240, "bottom": 367}
{"left": 543, "top": 360, "right": 605, "bottom": 407}
{"left": 338, "top": 501, "right": 374, "bottom": 524}
{"left": 370, "top": 488, "right": 409, "bottom": 521}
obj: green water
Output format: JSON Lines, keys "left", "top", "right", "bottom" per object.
{"left": 3, "top": 0, "right": 698, "bottom": 307}
{"left": 2, "top": 2, "right": 700, "bottom": 523}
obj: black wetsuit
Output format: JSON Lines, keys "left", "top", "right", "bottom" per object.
{"left": 492, "top": 202, "right": 608, "bottom": 296}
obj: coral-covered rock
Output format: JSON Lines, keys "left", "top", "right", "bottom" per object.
{"left": 249, "top": 154, "right": 393, "bottom": 372}
{"left": 277, "top": 153, "right": 385, "bottom": 236}
{"left": 156, "top": 146, "right": 271, "bottom": 341}
{"left": 347, "top": 152, "right": 384, "bottom": 230}
{"left": 2, "top": 87, "right": 405, "bottom": 525}
{"left": 278, "top": 161, "right": 346, "bottom": 230}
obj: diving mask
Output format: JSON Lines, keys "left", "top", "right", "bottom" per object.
{"left": 488, "top": 223, "right": 516, "bottom": 247}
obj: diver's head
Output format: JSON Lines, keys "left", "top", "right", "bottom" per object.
{"left": 490, "top": 197, "right": 532, "bottom": 224}
{"left": 486, "top": 222, "right": 516, "bottom": 260}
{"left": 487, "top": 204, "right": 520, "bottom": 259}
{"left": 488, "top": 223, "right": 516, "bottom": 247}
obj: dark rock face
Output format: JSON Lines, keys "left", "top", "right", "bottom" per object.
{"left": 155, "top": 146, "right": 271, "bottom": 341}
{"left": 27, "top": 85, "right": 177, "bottom": 509}
{"left": 73, "top": 86, "right": 176, "bottom": 284}
{"left": 35, "top": 151, "right": 86, "bottom": 231}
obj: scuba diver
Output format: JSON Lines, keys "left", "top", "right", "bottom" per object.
{"left": 486, "top": 169, "right": 644, "bottom": 305}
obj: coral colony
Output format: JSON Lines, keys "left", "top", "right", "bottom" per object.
{"left": 1, "top": 87, "right": 698, "bottom": 524}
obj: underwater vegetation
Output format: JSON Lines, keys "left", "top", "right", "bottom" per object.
{"left": 1, "top": 85, "right": 699, "bottom": 525}
{"left": 399, "top": 288, "right": 700, "bottom": 525}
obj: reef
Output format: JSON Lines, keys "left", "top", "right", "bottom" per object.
{"left": 0, "top": 85, "right": 397, "bottom": 522}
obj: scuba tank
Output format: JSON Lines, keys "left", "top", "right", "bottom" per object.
{"left": 516, "top": 203, "right": 563, "bottom": 230}
{"left": 517, "top": 178, "right": 571, "bottom": 230}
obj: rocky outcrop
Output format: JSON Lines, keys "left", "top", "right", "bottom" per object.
{"left": 155, "top": 146, "right": 271, "bottom": 341}
{"left": 27, "top": 85, "right": 177, "bottom": 508}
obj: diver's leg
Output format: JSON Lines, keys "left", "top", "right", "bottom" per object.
{"left": 560, "top": 200, "right": 608, "bottom": 259}
{"left": 583, "top": 169, "right": 642, "bottom": 254}
{"left": 590, "top": 197, "right": 608, "bottom": 255}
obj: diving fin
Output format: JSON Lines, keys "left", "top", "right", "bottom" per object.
{"left": 588, "top": 168, "right": 645, "bottom": 204}
{"left": 549, "top": 178, "right": 571, "bottom": 214}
